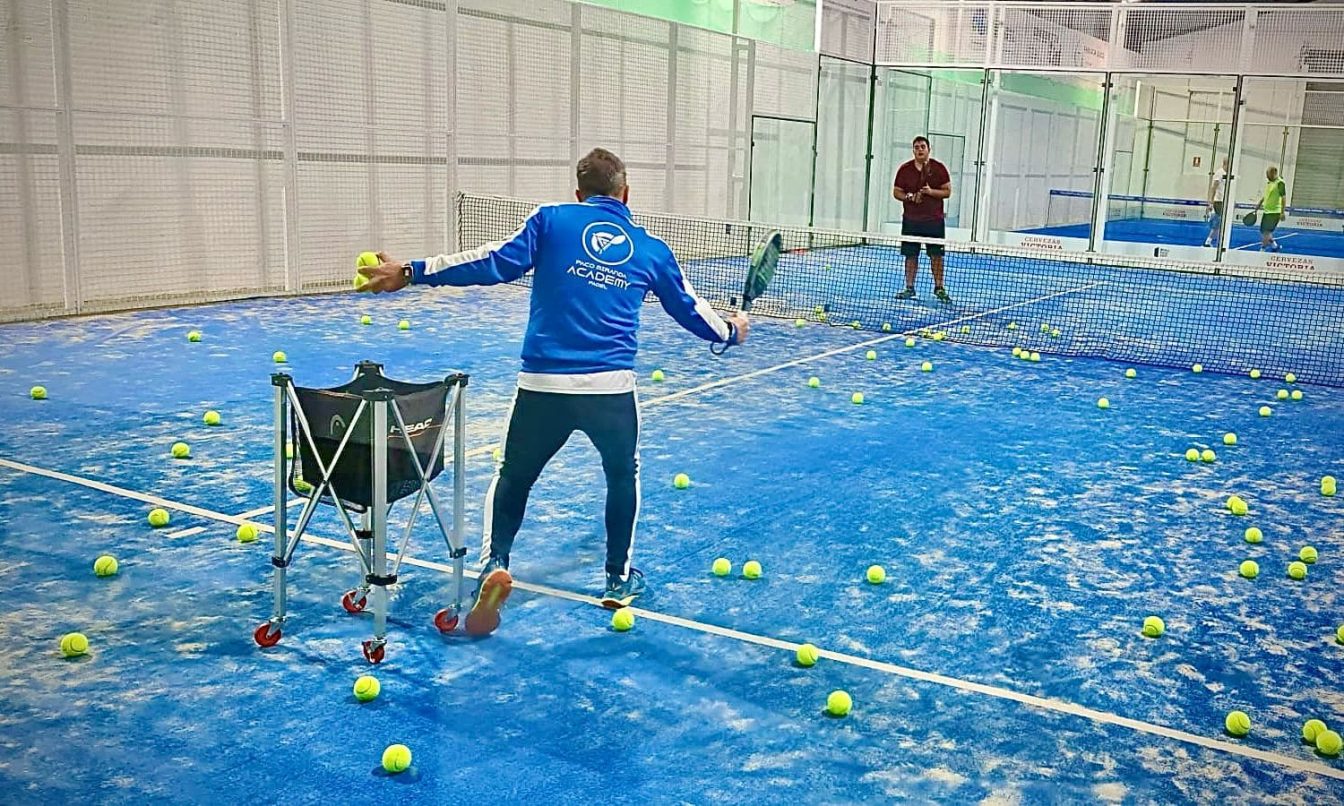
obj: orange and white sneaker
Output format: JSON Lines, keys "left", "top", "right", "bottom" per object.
{"left": 464, "top": 558, "right": 513, "bottom": 636}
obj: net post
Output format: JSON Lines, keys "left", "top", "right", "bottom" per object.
{"left": 1090, "top": 71, "right": 1118, "bottom": 253}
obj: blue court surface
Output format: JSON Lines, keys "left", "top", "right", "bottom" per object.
{"left": 1028, "top": 218, "right": 1344, "bottom": 259}
{"left": 3, "top": 280, "right": 1343, "bottom": 803}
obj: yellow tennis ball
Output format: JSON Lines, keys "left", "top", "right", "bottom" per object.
{"left": 1226, "top": 495, "right": 1247, "bottom": 516}
{"left": 397, "top": 320, "right": 410, "bottom": 331}
{"left": 1223, "top": 433, "right": 1237, "bottom": 446}
{"left": 357, "top": 251, "right": 379, "bottom": 268}
{"left": 60, "top": 632, "right": 90, "bottom": 657}
{"left": 796, "top": 643, "right": 819, "bottom": 667}
{"left": 651, "top": 369, "right": 665, "bottom": 382}
{"left": 813, "top": 305, "right": 824, "bottom": 314}
{"left": 1185, "top": 448, "right": 1199, "bottom": 462}
{"left": 1299, "top": 546, "right": 1317, "bottom": 564}
{"left": 1142, "top": 616, "right": 1165, "bottom": 638}
{"left": 1323, "top": 476, "right": 1337, "bottom": 496}
{"left": 1200, "top": 449, "right": 1216, "bottom": 463}
{"left": 273, "top": 351, "right": 287, "bottom": 363}
{"left": 1097, "top": 397, "right": 1110, "bottom": 409}
{"left": 673, "top": 473, "right": 690, "bottom": 489}
{"left": 866, "top": 565, "right": 886, "bottom": 584}
{"left": 1318, "top": 730, "right": 1343, "bottom": 757}
{"left": 381, "top": 744, "right": 412, "bottom": 773}
{"left": 1225, "top": 710, "right": 1251, "bottom": 737}
{"left": 1291, "top": 390, "right": 1302, "bottom": 401}
{"left": 961, "top": 325, "right": 971, "bottom": 334}
{"left": 492, "top": 447, "right": 502, "bottom": 463}
{"left": 807, "top": 376, "right": 820, "bottom": 388}
{"left": 904, "top": 337, "right": 916, "bottom": 347}
{"left": 171, "top": 441, "right": 190, "bottom": 459}
{"left": 921, "top": 361, "right": 932, "bottom": 372}
{"left": 353, "top": 274, "right": 369, "bottom": 290}
{"left": 1285, "top": 372, "right": 1297, "bottom": 384}
{"left": 711, "top": 558, "right": 731, "bottom": 577}
{"left": 851, "top": 321, "right": 861, "bottom": 330}
{"left": 1287, "top": 561, "right": 1307, "bottom": 580}
{"left": 1029, "top": 352, "right": 1040, "bottom": 362}
{"left": 1018, "top": 351, "right": 1031, "bottom": 362}
{"left": 1258, "top": 405, "right": 1271, "bottom": 417}
{"left": 360, "top": 314, "right": 372, "bottom": 325}
{"left": 1192, "top": 363, "right": 1203, "bottom": 373}
{"left": 1125, "top": 368, "right": 1136, "bottom": 379}
{"left": 794, "top": 318, "right": 806, "bottom": 327}
{"left": 187, "top": 330, "right": 202, "bottom": 342}
{"left": 1249, "top": 369, "right": 1261, "bottom": 379}
{"left": 826, "top": 690, "right": 852, "bottom": 716}
{"left": 1303, "top": 719, "right": 1328, "bottom": 745}
{"left": 353, "top": 675, "right": 381, "bottom": 702}
{"left": 148, "top": 508, "right": 170, "bottom": 527}
{"left": 203, "top": 410, "right": 221, "bottom": 426}
{"left": 816, "top": 313, "right": 827, "bottom": 322}
{"left": 1337, "top": 624, "right": 1344, "bottom": 644}
{"left": 236, "top": 523, "right": 259, "bottom": 543}
{"left": 30, "top": 385, "right": 47, "bottom": 400}
{"left": 294, "top": 478, "right": 313, "bottom": 493}
{"left": 932, "top": 332, "right": 945, "bottom": 341}
{"left": 1238, "top": 560, "right": 1258, "bottom": 579}
{"left": 1040, "top": 323, "right": 1050, "bottom": 333}
{"left": 1276, "top": 389, "right": 1288, "bottom": 400}
{"left": 1012, "top": 347, "right": 1022, "bottom": 357}
{"left": 611, "top": 607, "right": 635, "bottom": 631}
{"left": 865, "top": 350, "right": 877, "bottom": 360}
{"left": 93, "top": 555, "right": 119, "bottom": 577}
{"left": 851, "top": 392, "right": 864, "bottom": 404}
{"left": 1051, "top": 328, "right": 1061, "bottom": 337}
{"left": 881, "top": 323, "right": 891, "bottom": 332}
{"left": 742, "top": 560, "right": 762, "bottom": 579}
{"left": 1244, "top": 527, "right": 1262, "bottom": 544}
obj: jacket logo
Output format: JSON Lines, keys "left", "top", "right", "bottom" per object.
{"left": 581, "top": 221, "right": 635, "bottom": 266}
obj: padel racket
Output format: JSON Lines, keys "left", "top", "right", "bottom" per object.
{"left": 711, "top": 229, "right": 781, "bottom": 355}
{"left": 1242, "top": 211, "right": 1257, "bottom": 227}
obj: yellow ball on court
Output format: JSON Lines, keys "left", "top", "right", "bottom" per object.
{"left": 1318, "top": 730, "right": 1344, "bottom": 757}
{"left": 492, "top": 447, "right": 502, "bottom": 463}
{"left": 1276, "top": 389, "right": 1288, "bottom": 400}
{"left": 398, "top": 320, "right": 410, "bottom": 331}
{"left": 30, "top": 385, "right": 47, "bottom": 400}
{"left": 1238, "top": 560, "right": 1258, "bottom": 579}
{"left": 712, "top": 557, "right": 731, "bottom": 577}
{"left": 651, "top": 369, "right": 665, "bottom": 382}
{"left": 148, "top": 508, "right": 170, "bottom": 527}
{"left": 236, "top": 523, "right": 259, "bottom": 543}
{"left": 881, "top": 323, "right": 892, "bottom": 332}
{"left": 272, "top": 351, "right": 287, "bottom": 363}
{"left": 1244, "top": 527, "right": 1262, "bottom": 544}
{"left": 1192, "top": 363, "right": 1203, "bottom": 373}
{"left": 360, "top": 314, "right": 372, "bottom": 325}
{"left": 1012, "top": 347, "right": 1022, "bottom": 357}
{"left": 381, "top": 744, "right": 412, "bottom": 773}
{"left": 742, "top": 560, "right": 762, "bottom": 579}
{"left": 794, "top": 318, "right": 806, "bottom": 327}
{"left": 1337, "top": 625, "right": 1344, "bottom": 644}
{"left": 673, "top": 473, "right": 690, "bottom": 489}
{"left": 851, "top": 321, "right": 861, "bottom": 330}
{"left": 813, "top": 305, "right": 824, "bottom": 314}
{"left": 1225, "top": 710, "right": 1251, "bottom": 737}
{"left": 1226, "top": 495, "right": 1247, "bottom": 516}
{"left": 796, "top": 643, "right": 819, "bottom": 667}
{"left": 1285, "top": 372, "right": 1297, "bottom": 384}
{"left": 60, "top": 632, "right": 89, "bottom": 657}
{"left": 866, "top": 565, "right": 886, "bottom": 584}
{"left": 1184, "top": 448, "right": 1199, "bottom": 462}
{"left": 611, "top": 607, "right": 635, "bottom": 631}
{"left": 1291, "top": 390, "right": 1302, "bottom": 401}
{"left": 187, "top": 330, "right": 202, "bottom": 342}
{"left": 1249, "top": 369, "right": 1261, "bottom": 379}
{"left": 93, "top": 555, "right": 119, "bottom": 577}
{"left": 171, "top": 441, "right": 190, "bottom": 459}
{"left": 1200, "top": 449, "right": 1216, "bottom": 463}
{"left": 203, "top": 410, "right": 221, "bottom": 426}
{"left": 1223, "top": 433, "right": 1237, "bottom": 446}
{"left": 865, "top": 350, "right": 877, "bottom": 361}
{"left": 1141, "top": 616, "right": 1165, "bottom": 638}
{"left": 932, "top": 332, "right": 945, "bottom": 341}
{"left": 1303, "top": 719, "right": 1328, "bottom": 745}
{"left": 353, "top": 675, "right": 381, "bottom": 702}
{"left": 826, "top": 690, "right": 852, "bottom": 716}
{"left": 851, "top": 392, "right": 864, "bottom": 404}
{"left": 807, "top": 376, "right": 820, "bottom": 388}
{"left": 1288, "top": 561, "right": 1307, "bottom": 580}
{"left": 1097, "top": 398, "right": 1110, "bottom": 410}
{"left": 961, "top": 325, "right": 971, "bottom": 334}
{"left": 1299, "top": 546, "right": 1318, "bottom": 564}
{"left": 1029, "top": 352, "right": 1040, "bottom": 362}
{"left": 1125, "top": 368, "right": 1136, "bottom": 379}
{"left": 1323, "top": 475, "right": 1338, "bottom": 496}
{"left": 921, "top": 361, "right": 932, "bottom": 372}
{"left": 905, "top": 337, "right": 916, "bottom": 348}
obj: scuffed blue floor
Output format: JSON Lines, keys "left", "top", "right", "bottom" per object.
{"left": 1, "top": 283, "right": 1342, "bottom": 804}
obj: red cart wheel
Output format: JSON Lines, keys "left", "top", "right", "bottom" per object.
{"left": 433, "top": 608, "right": 459, "bottom": 633}
{"left": 254, "top": 623, "right": 281, "bottom": 647}
{"left": 362, "top": 640, "right": 386, "bottom": 664}
{"left": 341, "top": 590, "right": 368, "bottom": 614}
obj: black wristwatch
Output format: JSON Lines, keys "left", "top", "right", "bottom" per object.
{"left": 401, "top": 262, "right": 413, "bottom": 284}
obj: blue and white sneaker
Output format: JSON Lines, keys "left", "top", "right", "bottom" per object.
{"left": 601, "top": 568, "right": 646, "bottom": 610}
{"left": 465, "top": 556, "right": 512, "bottom": 636}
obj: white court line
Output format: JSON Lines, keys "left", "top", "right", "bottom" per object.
{"left": 3, "top": 454, "right": 1341, "bottom": 782}
{"left": 460, "top": 280, "right": 1107, "bottom": 459}
{"left": 1232, "top": 232, "right": 1299, "bottom": 251}
{"left": 236, "top": 500, "right": 303, "bottom": 520}
{"left": 165, "top": 526, "right": 206, "bottom": 540}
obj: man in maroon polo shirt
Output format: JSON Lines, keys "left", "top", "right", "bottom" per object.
{"left": 892, "top": 136, "right": 953, "bottom": 302}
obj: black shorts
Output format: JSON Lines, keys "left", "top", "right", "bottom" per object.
{"left": 901, "top": 218, "right": 946, "bottom": 257}
{"left": 1260, "top": 213, "right": 1280, "bottom": 234}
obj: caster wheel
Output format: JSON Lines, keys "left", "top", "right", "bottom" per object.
{"left": 254, "top": 623, "right": 281, "bottom": 647}
{"left": 434, "top": 608, "right": 459, "bottom": 633}
{"left": 341, "top": 590, "right": 368, "bottom": 614}
{"left": 362, "top": 640, "right": 386, "bottom": 664}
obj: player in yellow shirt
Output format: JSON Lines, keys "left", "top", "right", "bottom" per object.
{"left": 1250, "top": 166, "right": 1287, "bottom": 252}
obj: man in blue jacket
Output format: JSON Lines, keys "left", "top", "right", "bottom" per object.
{"left": 358, "top": 148, "right": 749, "bottom": 635}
